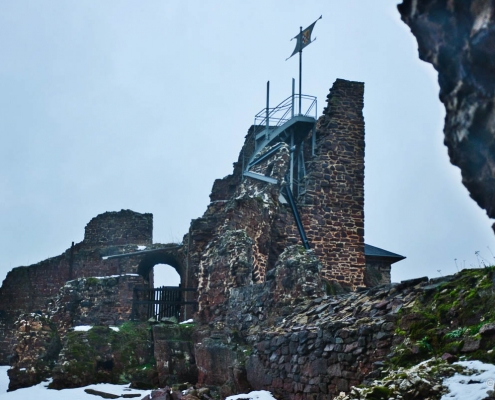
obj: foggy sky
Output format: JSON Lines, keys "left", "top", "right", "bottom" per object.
{"left": 0, "top": 1, "right": 493, "bottom": 287}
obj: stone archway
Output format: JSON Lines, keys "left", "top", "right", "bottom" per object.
{"left": 134, "top": 248, "right": 195, "bottom": 321}
{"left": 153, "top": 264, "right": 181, "bottom": 288}
{"left": 136, "top": 249, "right": 184, "bottom": 284}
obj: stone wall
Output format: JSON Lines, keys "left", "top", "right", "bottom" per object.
{"left": 153, "top": 324, "right": 198, "bottom": 387}
{"left": 49, "top": 275, "right": 147, "bottom": 334}
{"left": 196, "top": 251, "right": 440, "bottom": 399}
{"left": 0, "top": 210, "right": 180, "bottom": 364}
{"left": 84, "top": 209, "right": 153, "bottom": 246}
{"left": 299, "top": 79, "right": 366, "bottom": 289}
{"left": 7, "top": 313, "right": 61, "bottom": 391}
{"left": 50, "top": 323, "right": 155, "bottom": 389}
{"left": 364, "top": 261, "right": 392, "bottom": 288}
{"left": 185, "top": 79, "right": 367, "bottom": 324}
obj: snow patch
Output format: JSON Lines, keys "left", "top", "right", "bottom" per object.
{"left": 88, "top": 274, "right": 139, "bottom": 280}
{"left": 73, "top": 326, "right": 92, "bottom": 332}
{"left": 0, "top": 366, "right": 151, "bottom": 399}
{"left": 226, "top": 390, "right": 276, "bottom": 400}
{"left": 137, "top": 245, "right": 147, "bottom": 250}
{"left": 179, "top": 319, "right": 194, "bottom": 324}
{"left": 441, "top": 360, "right": 495, "bottom": 400}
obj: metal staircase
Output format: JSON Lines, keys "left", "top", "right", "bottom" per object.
{"left": 243, "top": 80, "right": 317, "bottom": 249}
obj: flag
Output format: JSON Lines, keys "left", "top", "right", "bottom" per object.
{"left": 287, "top": 15, "right": 322, "bottom": 60}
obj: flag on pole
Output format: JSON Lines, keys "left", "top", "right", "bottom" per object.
{"left": 287, "top": 15, "right": 322, "bottom": 60}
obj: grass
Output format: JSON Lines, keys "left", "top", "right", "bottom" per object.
{"left": 390, "top": 266, "right": 495, "bottom": 367}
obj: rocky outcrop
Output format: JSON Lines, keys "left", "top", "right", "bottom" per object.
{"left": 153, "top": 324, "right": 198, "bottom": 387}
{"left": 7, "top": 313, "right": 61, "bottom": 391}
{"left": 197, "top": 265, "right": 495, "bottom": 399}
{"left": 333, "top": 358, "right": 464, "bottom": 400}
{"left": 398, "top": 0, "right": 495, "bottom": 228}
{"left": 50, "top": 323, "right": 156, "bottom": 389}
{"left": 49, "top": 275, "right": 147, "bottom": 336}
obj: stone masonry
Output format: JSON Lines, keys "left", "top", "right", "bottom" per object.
{"left": 0, "top": 210, "right": 180, "bottom": 364}
{"left": 183, "top": 79, "right": 367, "bottom": 324}
{"left": 299, "top": 80, "right": 366, "bottom": 288}
{"left": 0, "top": 78, "right": 407, "bottom": 398}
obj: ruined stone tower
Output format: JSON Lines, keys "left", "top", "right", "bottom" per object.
{"left": 299, "top": 79, "right": 366, "bottom": 288}
{"left": 0, "top": 78, "right": 403, "bottom": 366}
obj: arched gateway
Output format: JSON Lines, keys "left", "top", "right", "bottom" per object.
{"left": 104, "top": 245, "right": 197, "bottom": 322}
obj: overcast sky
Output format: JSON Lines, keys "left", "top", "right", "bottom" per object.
{"left": 0, "top": 1, "right": 493, "bottom": 287}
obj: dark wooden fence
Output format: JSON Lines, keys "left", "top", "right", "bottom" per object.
{"left": 132, "top": 286, "right": 197, "bottom": 321}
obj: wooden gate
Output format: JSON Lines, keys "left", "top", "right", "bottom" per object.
{"left": 132, "top": 286, "right": 197, "bottom": 321}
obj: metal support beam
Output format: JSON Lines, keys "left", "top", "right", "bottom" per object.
{"left": 299, "top": 26, "right": 302, "bottom": 116}
{"left": 312, "top": 124, "right": 316, "bottom": 156}
{"left": 248, "top": 142, "right": 284, "bottom": 169}
{"left": 290, "top": 131, "right": 294, "bottom": 192}
{"left": 243, "top": 171, "right": 278, "bottom": 185}
{"left": 291, "top": 78, "right": 295, "bottom": 118}
{"left": 298, "top": 142, "right": 306, "bottom": 187}
{"left": 266, "top": 81, "right": 270, "bottom": 140}
{"left": 284, "top": 185, "right": 310, "bottom": 250}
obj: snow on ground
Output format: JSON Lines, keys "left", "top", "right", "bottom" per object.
{"left": 226, "top": 390, "right": 276, "bottom": 400}
{"left": 0, "top": 366, "right": 151, "bottom": 399}
{"left": 92, "top": 274, "right": 140, "bottom": 279}
{"left": 137, "top": 246, "right": 147, "bottom": 250}
{"left": 2, "top": 360, "right": 494, "bottom": 400}
{"left": 73, "top": 326, "right": 120, "bottom": 332}
{"left": 442, "top": 360, "right": 495, "bottom": 400}
{"left": 73, "top": 326, "right": 92, "bottom": 332}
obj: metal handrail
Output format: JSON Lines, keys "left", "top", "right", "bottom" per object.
{"left": 254, "top": 94, "right": 317, "bottom": 129}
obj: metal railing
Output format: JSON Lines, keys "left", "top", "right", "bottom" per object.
{"left": 254, "top": 94, "right": 317, "bottom": 131}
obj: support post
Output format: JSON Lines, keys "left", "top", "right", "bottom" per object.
{"left": 299, "top": 26, "right": 302, "bottom": 115}
{"left": 69, "top": 241, "right": 74, "bottom": 280}
{"left": 266, "top": 81, "right": 270, "bottom": 140}
{"left": 184, "top": 226, "right": 191, "bottom": 321}
{"left": 284, "top": 185, "right": 310, "bottom": 250}
{"left": 291, "top": 78, "right": 295, "bottom": 118}
{"left": 312, "top": 124, "right": 316, "bottom": 156}
{"left": 290, "top": 131, "right": 294, "bottom": 193}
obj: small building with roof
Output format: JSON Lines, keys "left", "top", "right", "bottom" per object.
{"left": 364, "top": 243, "right": 406, "bottom": 287}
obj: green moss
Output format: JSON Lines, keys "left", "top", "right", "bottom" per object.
{"left": 444, "top": 327, "right": 467, "bottom": 339}
{"left": 394, "top": 328, "right": 406, "bottom": 336}
{"left": 391, "top": 266, "right": 495, "bottom": 368}
{"left": 368, "top": 386, "right": 392, "bottom": 399}
{"left": 54, "top": 323, "right": 156, "bottom": 388}
{"left": 85, "top": 277, "right": 100, "bottom": 286}
{"left": 468, "top": 322, "right": 485, "bottom": 336}
{"left": 416, "top": 336, "right": 432, "bottom": 352}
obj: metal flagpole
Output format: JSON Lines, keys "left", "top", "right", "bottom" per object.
{"left": 299, "top": 26, "right": 302, "bottom": 116}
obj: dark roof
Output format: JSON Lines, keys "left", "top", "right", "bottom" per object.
{"left": 364, "top": 244, "right": 405, "bottom": 264}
